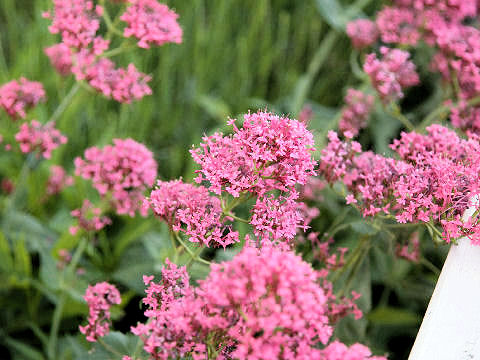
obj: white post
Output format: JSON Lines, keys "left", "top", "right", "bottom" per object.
{"left": 409, "top": 204, "right": 480, "bottom": 360}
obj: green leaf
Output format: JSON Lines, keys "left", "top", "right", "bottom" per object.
{"left": 368, "top": 306, "right": 421, "bottom": 326}
{"left": 5, "top": 337, "right": 45, "bottom": 360}
{"left": 13, "top": 237, "right": 31, "bottom": 278}
{"left": 350, "top": 220, "right": 379, "bottom": 236}
{"left": 112, "top": 244, "right": 157, "bottom": 294}
{"left": 0, "top": 230, "right": 13, "bottom": 272}
{"left": 314, "top": 0, "right": 348, "bottom": 31}
{"left": 196, "top": 94, "right": 232, "bottom": 123}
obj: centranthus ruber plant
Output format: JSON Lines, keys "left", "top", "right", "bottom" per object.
{"left": 7, "top": 0, "right": 480, "bottom": 359}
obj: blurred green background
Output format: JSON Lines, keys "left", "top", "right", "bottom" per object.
{"left": 0, "top": 1, "right": 447, "bottom": 359}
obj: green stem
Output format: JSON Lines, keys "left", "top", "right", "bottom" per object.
{"left": 389, "top": 103, "right": 415, "bottom": 131}
{"left": 222, "top": 192, "right": 248, "bottom": 215}
{"left": 49, "top": 82, "right": 81, "bottom": 125}
{"left": 419, "top": 257, "right": 440, "bottom": 276}
{"left": 383, "top": 222, "right": 422, "bottom": 228}
{"left": 102, "top": 44, "right": 137, "bottom": 58}
{"left": 175, "top": 232, "right": 210, "bottom": 266}
{"left": 98, "top": 338, "right": 124, "bottom": 357}
{"left": 169, "top": 230, "right": 179, "bottom": 263}
{"left": 226, "top": 213, "right": 250, "bottom": 223}
{"left": 185, "top": 246, "right": 205, "bottom": 268}
{"left": 47, "top": 295, "right": 65, "bottom": 360}
{"left": 47, "top": 238, "right": 87, "bottom": 360}
{"left": 100, "top": 0, "right": 124, "bottom": 38}
{"left": 418, "top": 95, "right": 480, "bottom": 130}
{"left": 350, "top": 50, "right": 367, "bottom": 81}
{"left": 331, "top": 236, "right": 370, "bottom": 284}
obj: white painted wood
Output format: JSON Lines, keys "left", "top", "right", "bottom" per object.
{"left": 409, "top": 203, "right": 480, "bottom": 360}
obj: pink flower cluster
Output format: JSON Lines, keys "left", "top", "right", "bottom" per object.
{"left": 144, "top": 180, "right": 238, "bottom": 248}
{"left": 320, "top": 125, "right": 480, "bottom": 243}
{"left": 44, "top": 0, "right": 104, "bottom": 50}
{"left": 364, "top": 47, "right": 419, "bottom": 103}
{"left": 347, "top": 0, "right": 480, "bottom": 133}
{"left": 120, "top": 0, "right": 183, "bottom": 48}
{"left": 74, "top": 56, "right": 152, "bottom": 103}
{"left": 75, "top": 138, "right": 157, "bottom": 217}
{"left": 43, "top": 0, "right": 166, "bottom": 103}
{"left": 339, "top": 89, "right": 374, "bottom": 137}
{"left": 376, "top": 6, "right": 420, "bottom": 45}
{"left": 15, "top": 120, "right": 67, "bottom": 159}
{"left": 189, "top": 110, "right": 317, "bottom": 245}
{"left": 0, "top": 78, "right": 46, "bottom": 120}
{"left": 79, "top": 282, "right": 121, "bottom": 342}
{"left": 191, "top": 110, "right": 316, "bottom": 197}
{"left": 250, "top": 192, "right": 305, "bottom": 246}
{"left": 44, "top": 43, "right": 73, "bottom": 76}
{"left": 131, "top": 246, "right": 385, "bottom": 360}
{"left": 346, "top": 19, "right": 378, "bottom": 49}
{"left": 46, "top": 165, "right": 74, "bottom": 195}
{"left": 70, "top": 199, "right": 112, "bottom": 235}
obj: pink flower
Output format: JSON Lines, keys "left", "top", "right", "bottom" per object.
{"left": 75, "top": 138, "right": 157, "bottom": 217}
{"left": 132, "top": 246, "right": 336, "bottom": 359}
{"left": 144, "top": 179, "right": 239, "bottom": 248}
{"left": 396, "top": 232, "right": 420, "bottom": 262}
{"left": 15, "top": 120, "right": 67, "bottom": 159}
{"left": 44, "top": 43, "right": 73, "bottom": 76}
{"left": 364, "top": 47, "right": 419, "bottom": 103}
{"left": 44, "top": 0, "right": 104, "bottom": 50}
{"left": 73, "top": 55, "right": 152, "bottom": 103}
{"left": 346, "top": 19, "right": 379, "bottom": 49}
{"left": 46, "top": 165, "right": 74, "bottom": 195}
{"left": 70, "top": 199, "right": 112, "bottom": 235}
{"left": 320, "top": 126, "right": 480, "bottom": 244}
{"left": 120, "top": 0, "right": 183, "bottom": 48}
{"left": 250, "top": 191, "right": 307, "bottom": 246}
{"left": 321, "top": 340, "right": 387, "bottom": 360}
{"left": 79, "top": 282, "right": 121, "bottom": 342}
{"left": 191, "top": 110, "right": 317, "bottom": 197}
{"left": 339, "top": 89, "right": 374, "bottom": 137}
{"left": 0, "top": 78, "right": 46, "bottom": 120}
{"left": 376, "top": 6, "right": 420, "bottom": 45}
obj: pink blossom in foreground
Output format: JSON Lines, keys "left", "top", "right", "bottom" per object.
{"left": 15, "top": 120, "right": 67, "bottom": 159}
{"left": 376, "top": 7, "right": 420, "bottom": 45}
{"left": 134, "top": 246, "right": 361, "bottom": 359}
{"left": 44, "top": 43, "right": 73, "bottom": 76}
{"left": 75, "top": 138, "right": 157, "bottom": 217}
{"left": 191, "top": 110, "right": 316, "bottom": 197}
{"left": 364, "top": 47, "right": 419, "bottom": 103}
{"left": 321, "top": 340, "right": 387, "bottom": 360}
{"left": 346, "top": 19, "right": 379, "bottom": 49}
{"left": 0, "top": 78, "right": 46, "bottom": 120}
{"left": 144, "top": 179, "right": 239, "bottom": 248}
{"left": 120, "top": 0, "right": 183, "bottom": 48}
{"left": 70, "top": 199, "right": 112, "bottom": 235}
{"left": 339, "top": 89, "right": 375, "bottom": 137}
{"left": 46, "top": 165, "right": 74, "bottom": 195}
{"left": 79, "top": 282, "right": 121, "bottom": 342}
